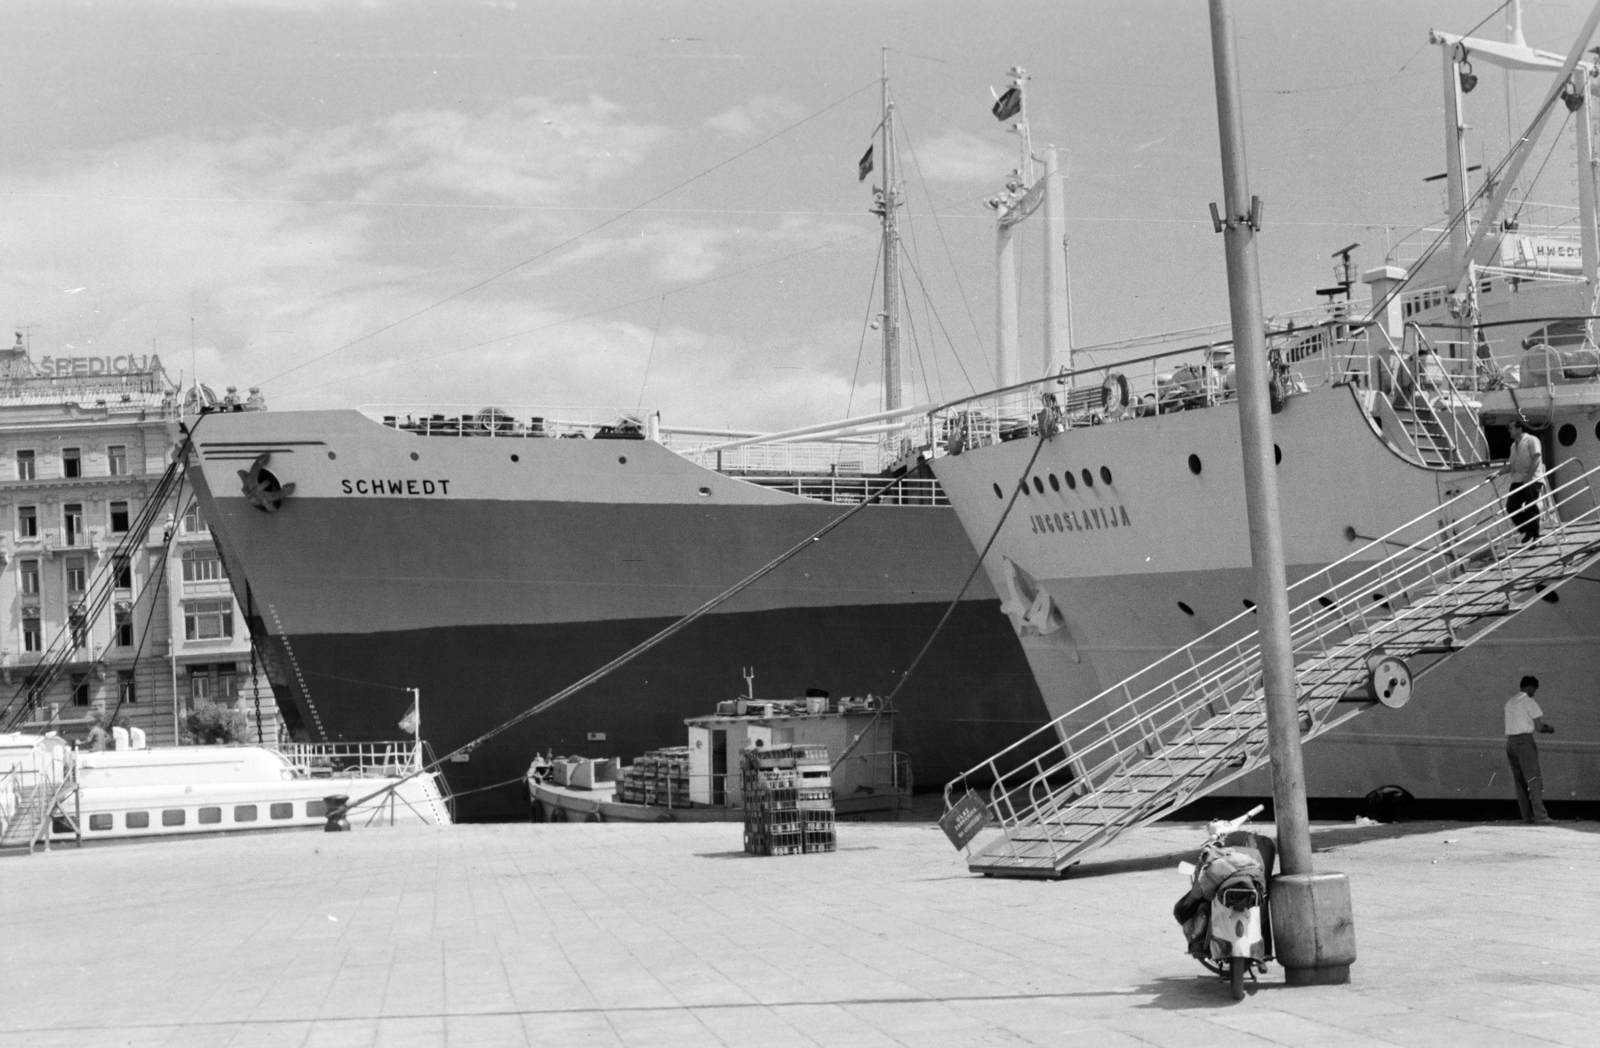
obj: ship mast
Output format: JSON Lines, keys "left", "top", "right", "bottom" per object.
{"left": 875, "top": 49, "right": 908, "bottom": 414}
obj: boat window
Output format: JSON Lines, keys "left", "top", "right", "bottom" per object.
{"left": 1048, "top": 474, "right": 1060, "bottom": 493}
{"left": 1177, "top": 602, "right": 1194, "bottom": 616}
{"left": 992, "top": 483, "right": 1003, "bottom": 500}
{"left": 1100, "top": 466, "right": 1113, "bottom": 485}
{"left": 89, "top": 814, "right": 112, "bottom": 831}
{"left": 162, "top": 810, "right": 186, "bottom": 827}
{"left": 270, "top": 802, "right": 293, "bottom": 820}
{"left": 306, "top": 800, "right": 328, "bottom": 818}
{"left": 1188, "top": 454, "right": 1202, "bottom": 475}
{"left": 126, "top": 812, "right": 149, "bottom": 829}
{"left": 1018, "top": 480, "right": 1029, "bottom": 496}
{"left": 1558, "top": 424, "right": 1577, "bottom": 447}
{"left": 1032, "top": 477, "right": 1044, "bottom": 494}
{"left": 1064, "top": 472, "right": 1076, "bottom": 491}
{"left": 1080, "top": 469, "right": 1094, "bottom": 489}
{"left": 234, "top": 805, "right": 258, "bottom": 822}
{"left": 199, "top": 807, "right": 222, "bottom": 825}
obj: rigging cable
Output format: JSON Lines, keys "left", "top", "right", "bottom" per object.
{"left": 831, "top": 429, "right": 1050, "bottom": 773}
{"left": 335, "top": 470, "right": 913, "bottom": 815}
{"left": 260, "top": 80, "right": 881, "bottom": 391}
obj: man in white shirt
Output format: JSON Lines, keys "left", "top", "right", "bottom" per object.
{"left": 1505, "top": 675, "right": 1555, "bottom": 824}
{"left": 1500, "top": 418, "right": 1544, "bottom": 542}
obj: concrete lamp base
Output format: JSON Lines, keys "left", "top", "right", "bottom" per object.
{"left": 1270, "top": 872, "right": 1355, "bottom": 985}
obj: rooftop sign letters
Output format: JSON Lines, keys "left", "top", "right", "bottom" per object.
{"left": 37, "top": 354, "right": 165, "bottom": 379}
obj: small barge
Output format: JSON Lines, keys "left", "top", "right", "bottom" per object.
{"left": 526, "top": 692, "right": 911, "bottom": 823}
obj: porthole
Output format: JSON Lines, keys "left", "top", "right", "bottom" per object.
{"left": 327, "top": 451, "right": 337, "bottom": 461}
{"left": 1100, "top": 465, "right": 1113, "bottom": 485}
{"left": 126, "top": 811, "right": 149, "bottom": 829}
{"left": 1048, "top": 474, "right": 1060, "bottom": 493}
{"left": 510, "top": 454, "right": 520, "bottom": 463}
{"left": 618, "top": 456, "right": 628, "bottom": 464}
{"left": 162, "top": 809, "right": 186, "bottom": 827}
{"left": 1177, "top": 601, "right": 1194, "bottom": 616}
{"left": 1188, "top": 454, "right": 1202, "bottom": 475}
{"left": 1242, "top": 599, "right": 1256, "bottom": 611}
{"left": 199, "top": 807, "right": 221, "bottom": 825}
{"left": 270, "top": 803, "right": 293, "bottom": 820}
{"left": 1019, "top": 480, "right": 1030, "bottom": 496}
{"left": 410, "top": 452, "right": 420, "bottom": 462}
{"left": 1080, "top": 468, "right": 1094, "bottom": 488}
{"left": 697, "top": 486, "right": 712, "bottom": 497}
{"left": 1558, "top": 424, "right": 1577, "bottom": 447}
{"left": 1032, "top": 477, "right": 1045, "bottom": 494}
{"left": 1064, "top": 471, "right": 1077, "bottom": 491}
{"left": 1274, "top": 444, "right": 1282, "bottom": 465}
{"left": 993, "top": 483, "right": 1004, "bottom": 500}
{"left": 88, "top": 813, "right": 112, "bottom": 831}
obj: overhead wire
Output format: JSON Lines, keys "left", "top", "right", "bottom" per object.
{"left": 259, "top": 78, "right": 881, "bottom": 391}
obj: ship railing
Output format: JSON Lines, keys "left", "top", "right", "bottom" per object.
{"left": 928, "top": 306, "right": 1379, "bottom": 452}
{"left": 668, "top": 438, "right": 890, "bottom": 475}
{"left": 735, "top": 475, "right": 948, "bottom": 506}
{"left": 946, "top": 460, "right": 1600, "bottom": 862}
{"left": 276, "top": 740, "right": 423, "bottom": 778}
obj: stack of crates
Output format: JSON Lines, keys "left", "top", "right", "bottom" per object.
{"left": 618, "top": 747, "right": 691, "bottom": 807}
{"left": 742, "top": 744, "right": 835, "bottom": 855}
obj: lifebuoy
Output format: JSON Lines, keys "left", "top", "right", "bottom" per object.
{"left": 1102, "top": 372, "right": 1131, "bottom": 410}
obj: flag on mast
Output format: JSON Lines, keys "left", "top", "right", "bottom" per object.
{"left": 398, "top": 700, "right": 419, "bottom": 735}
{"left": 991, "top": 85, "right": 1022, "bottom": 122}
{"left": 857, "top": 144, "right": 874, "bottom": 182}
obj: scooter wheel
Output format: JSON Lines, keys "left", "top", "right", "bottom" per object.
{"left": 1229, "top": 958, "right": 1247, "bottom": 1001}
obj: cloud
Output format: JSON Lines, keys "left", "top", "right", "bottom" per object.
{"left": 912, "top": 130, "right": 1015, "bottom": 183}
{"left": 703, "top": 95, "right": 808, "bottom": 139}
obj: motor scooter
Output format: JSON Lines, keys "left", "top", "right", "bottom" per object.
{"left": 1173, "top": 805, "right": 1276, "bottom": 1000}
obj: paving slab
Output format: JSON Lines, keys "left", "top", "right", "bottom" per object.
{"left": 2, "top": 818, "right": 1597, "bottom": 1047}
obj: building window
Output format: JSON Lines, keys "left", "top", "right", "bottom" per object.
{"left": 21, "top": 610, "right": 41, "bottom": 653}
{"left": 71, "top": 672, "right": 89, "bottom": 706}
{"left": 181, "top": 501, "right": 208, "bottom": 535}
{"left": 66, "top": 556, "right": 86, "bottom": 594}
{"left": 184, "top": 601, "right": 233, "bottom": 641}
{"left": 109, "top": 501, "right": 130, "bottom": 533}
{"left": 182, "top": 548, "right": 226, "bottom": 582}
{"left": 16, "top": 449, "right": 35, "bottom": 480}
{"left": 20, "top": 558, "right": 39, "bottom": 595}
{"left": 115, "top": 605, "right": 134, "bottom": 647}
{"left": 62, "top": 448, "right": 81, "bottom": 478}
{"left": 63, "top": 503, "right": 83, "bottom": 546}
{"left": 217, "top": 669, "right": 238, "bottom": 702}
{"left": 114, "top": 555, "right": 132, "bottom": 590}
{"left": 189, "top": 668, "right": 212, "bottom": 703}
{"left": 107, "top": 445, "right": 127, "bottom": 476}
{"left": 17, "top": 505, "right": 36, "bottom": 539}
{"left": 69, "top": 605, "right": 87, "bottom": 649}
{"left": 118, "top": 669, "right": 137, "bottom": 704}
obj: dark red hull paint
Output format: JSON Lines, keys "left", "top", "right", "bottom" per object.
{"left": 276, "top": 601, "right": 1048, "bottom": 820}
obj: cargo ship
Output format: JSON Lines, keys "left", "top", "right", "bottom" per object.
{"left": 927, "top": 10, "right": 1600, "bottom": 806}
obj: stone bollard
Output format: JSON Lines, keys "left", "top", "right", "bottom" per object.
{"left": 323, "top": 794, "right": 351, "bottom": 833}
{"left": 1270, "top": 872, "right": 1355, "bottom": 985}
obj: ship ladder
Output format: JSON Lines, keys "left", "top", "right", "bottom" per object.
{"left": 945, "top": 461, "right": 1600, "bottom": 878}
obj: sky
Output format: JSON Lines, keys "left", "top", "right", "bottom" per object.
{"left": 1, "top": 0, "right": 1594, "bottom": 432}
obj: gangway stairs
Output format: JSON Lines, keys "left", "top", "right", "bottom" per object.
{"left": 945, "top": 462, "right": 1600, "bottom": 878}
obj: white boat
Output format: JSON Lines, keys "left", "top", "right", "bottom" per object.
{"left": 0, "top": 734, "right": 451, "bottom": 851}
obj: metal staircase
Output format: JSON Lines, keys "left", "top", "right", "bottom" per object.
{"left": 1395, "top": 394, "right": 1461, "bottom": 468}
{"left": 0, "top": 769, "right": 78, "bottom": 854}
{"left": 945, "top": 462, "right": 1600, "bottom": 878}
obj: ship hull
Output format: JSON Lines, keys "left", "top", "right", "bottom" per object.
{"left": 931, "top": 383, "right": 1600, "bottom": 802}
{"left": 181, "top": 410, "right": 1050, "bottom": 819}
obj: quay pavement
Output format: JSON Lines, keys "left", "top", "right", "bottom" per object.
{"left": 2, "top": 817, "right": 1596, "bottom": 1047}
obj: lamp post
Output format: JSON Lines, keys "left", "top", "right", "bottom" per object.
{"left": 1208, "top": 0, "right": 1355, "bottom": 986}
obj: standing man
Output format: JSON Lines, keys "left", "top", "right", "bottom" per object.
{"left": 1505, "top": 675, "right": 1556, "bottom": 824}
{"left": 1501, "top": 417, "right": 1544, "bottom": 542}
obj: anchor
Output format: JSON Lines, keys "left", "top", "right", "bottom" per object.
{"left": 238, "top": 453, "right": 294, "bottom": 513}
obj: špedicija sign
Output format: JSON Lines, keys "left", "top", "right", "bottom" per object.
{"left": 36, "top": 354, "right": 166, "bottom": 378}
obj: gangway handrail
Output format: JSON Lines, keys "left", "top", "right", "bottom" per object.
{"left": 954, "top": 460, "right": 1600, "bottom": 869}
{"left": 947, "top": 459, "right": 1600, "bottom": 819}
